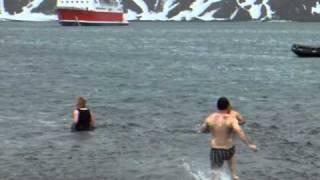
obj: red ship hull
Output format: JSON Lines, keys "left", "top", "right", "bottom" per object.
{"left": 56, "top": 9, "right": 128, "bottom": 26}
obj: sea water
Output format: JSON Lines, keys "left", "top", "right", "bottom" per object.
{"left": 0, "top": 21, "right": 320, "bottom": 180}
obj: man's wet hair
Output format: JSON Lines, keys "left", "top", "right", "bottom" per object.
{"left": 217, "top": 97, "right": 230, "bottom": 111}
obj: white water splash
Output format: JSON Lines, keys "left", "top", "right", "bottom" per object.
{"left": 183, "top": 161, "right": 232, "bottom": 180}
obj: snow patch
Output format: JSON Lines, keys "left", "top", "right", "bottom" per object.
{"left": 126, "top": 9, "right": 139, "bottom": 21}
{"left": 236, "top": 0, "right": 274, "bottom": 20}
{"left": 130, "top": 0, "right": 178, "bottom": 21}
{"left": 162, "top": 0, "right": 230, "bottom": 21}
{"left": 311, "top": 2, "right": 320, "bottom": 15}
{"left": 1, "top": 13, "right": 57, "bottom": 21}
{"left": 0, "top": 0, "right": 57, "bottom": 21}
{"left": 230, "top": 7, "right": 239, "bottom": 20}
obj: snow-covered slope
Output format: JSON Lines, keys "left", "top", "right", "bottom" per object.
{"left": 125, "top": 0, "right": 275, "bottom": 21}
{"left": 0, "top": 0, "right": 56, "bottom": 21}
{"left": 1, "top": 0, "right": 320, "bottom": 21}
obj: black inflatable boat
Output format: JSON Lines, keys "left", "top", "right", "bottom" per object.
{"left": 292, "top": 44, "right": 320, "bottom": 57}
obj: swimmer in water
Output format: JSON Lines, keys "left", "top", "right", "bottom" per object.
{"left": 200, "top": 97, "right": 257, "bottom": 180}
{"left": 71, "top": 97, "right": 96, "bottom": 131}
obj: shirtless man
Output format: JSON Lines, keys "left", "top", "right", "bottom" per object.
{"left": 201, "top": 97, "right": 257, "bottom": 180}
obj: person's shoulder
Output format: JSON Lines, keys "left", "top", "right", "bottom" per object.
{"left": 227, "top": 113, "right": 237, "bottom": 121}
{"left": 206, "top": 113, "right": 217, "bottom": 122}
{"left": 210, "top": 112, "right": 219, "bottom": 118}
{"left": 232, "top": 110, "right": 244, "bottom": 119}
{"left": 230, "top": 110, "right": 240, "bottom": 115}
{"left": 78, "top": 108, "right": 89, "bottom": 111}
{"left": 228, "top": 116, "right": 240, "bottom": 128}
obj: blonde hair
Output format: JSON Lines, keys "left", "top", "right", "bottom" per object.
{"left": 76, "top": 97, "right": 87, "bottom": 108}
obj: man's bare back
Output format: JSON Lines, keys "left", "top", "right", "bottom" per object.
{"left": 203, "top": 111, "right": 257, "bottom": 152}
{"left": 205, "top": 112, "right": 238, "bottom": 149}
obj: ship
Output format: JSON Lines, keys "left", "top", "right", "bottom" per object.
{"left": 56, "top": 0, "right": 128, "bottom": 26}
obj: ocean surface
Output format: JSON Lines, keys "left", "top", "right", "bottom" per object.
{"left": 0, "top": 21, "right": 320, "bottom": 180}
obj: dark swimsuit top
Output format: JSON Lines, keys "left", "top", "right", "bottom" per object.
{"left": 75, "top": 108, "right": 92, "bottom": 131}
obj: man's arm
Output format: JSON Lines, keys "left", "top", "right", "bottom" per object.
{"left": 232, "top": 118, "right": 257, "bottom": 152}
{"left": 236, "top": 112, "right": 246, "bottom": 125}
{"left": 199, "top": 115, "right": 212, "bottom": 133}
